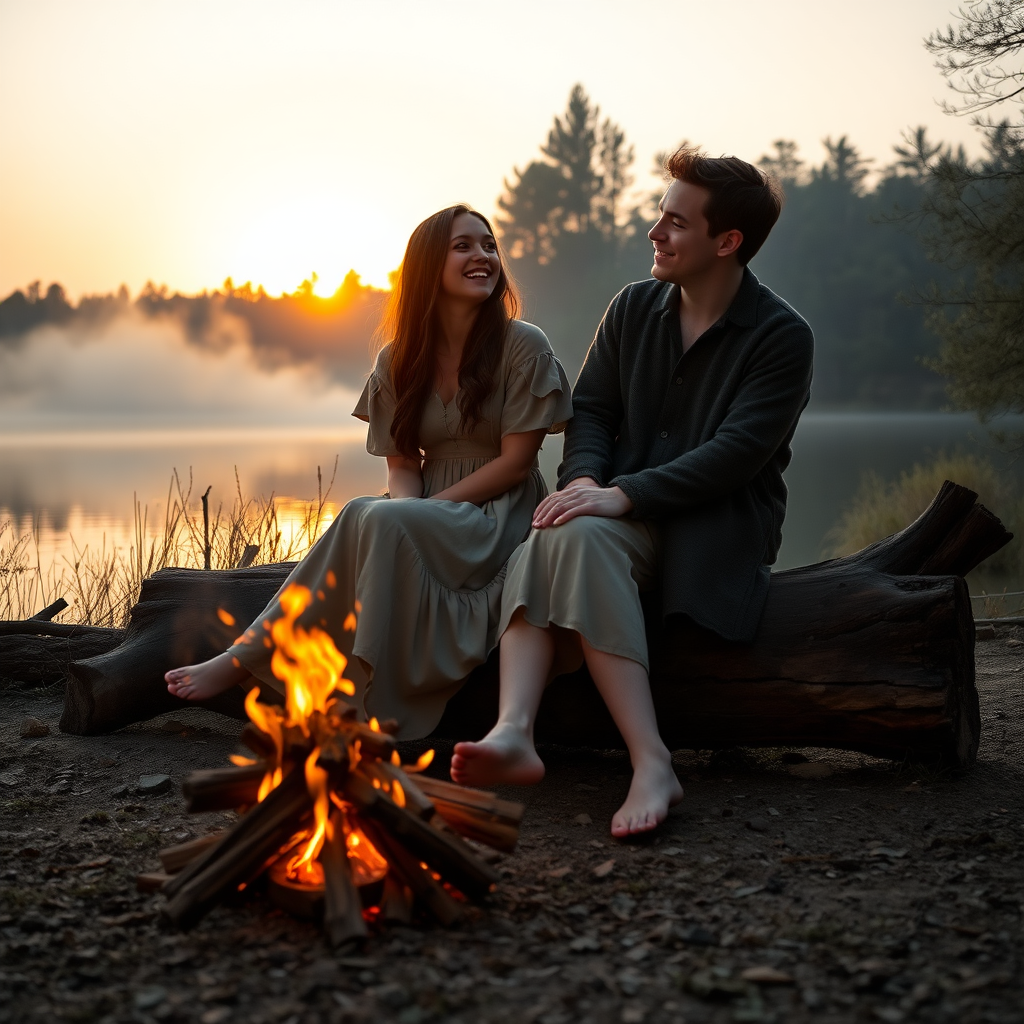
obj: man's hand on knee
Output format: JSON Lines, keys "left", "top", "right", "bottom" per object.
{"left": 532, "top": 480, "right": 634, "bottom": 528}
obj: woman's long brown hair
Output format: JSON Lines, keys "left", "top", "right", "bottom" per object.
{"left": 376, "top": 205, "right": 520, "bottom": 458}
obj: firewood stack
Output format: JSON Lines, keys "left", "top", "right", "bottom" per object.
{"left": 137, "top": 584, "right": 524, "bottom": 945}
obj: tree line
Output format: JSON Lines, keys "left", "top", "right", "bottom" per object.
{"left": 498, "top": 85, "right": 959, "bottom": 404}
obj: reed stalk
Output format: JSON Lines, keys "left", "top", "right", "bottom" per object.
{"left": 0, "top": 461, "right": 338, "bottom": 628}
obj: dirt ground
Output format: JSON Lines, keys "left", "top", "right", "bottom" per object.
{"left": 1, "top": 633, "right": 1022, "bottom": 1024}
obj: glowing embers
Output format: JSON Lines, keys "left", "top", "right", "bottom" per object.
{"left": 144, "top": 584, "right": 525, "bottom": 945}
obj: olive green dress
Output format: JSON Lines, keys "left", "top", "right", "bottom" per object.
{"left": 229, "top": 321, "right": 572, "bottom": 739}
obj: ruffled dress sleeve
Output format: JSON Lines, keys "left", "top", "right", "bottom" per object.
{"left": 500, "top": 322, "right": 574, "bottom": 437}
{"left": 352, "top": 346, "right": 402, "bottom": 457}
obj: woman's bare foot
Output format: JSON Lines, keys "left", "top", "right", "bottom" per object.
{"left": 610, "top": 755, "right": 684, "bottom": 838}
{"left": 450, "top": 725, "right": 546, "bottom": 787}
{"left": 165, "top": 652, "right": 249, "bottom": 701}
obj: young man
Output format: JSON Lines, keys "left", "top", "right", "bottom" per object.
{"left": 451, "top": 147, "right": 814, "bottom": 837}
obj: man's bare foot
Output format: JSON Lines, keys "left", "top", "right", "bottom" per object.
{"left": 165, "top": 652, "right": 249, "bottom": 701}
{"left": 610, "top": 756, "right": 684, "bottom": 838}
{"left": 450, "top": 725, "right": 546, "bottom": 787}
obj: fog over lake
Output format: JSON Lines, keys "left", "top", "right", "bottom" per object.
{"left": 2, "top": 319, "right": 1021, "bottom": 593}
{"left": 2, "top": 413, "right": 1019, "bottom": 579}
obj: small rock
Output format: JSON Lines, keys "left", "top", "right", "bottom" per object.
{"left": 869, "top": 847, "right": 908, "bottom": 859}
{"left": 569, "top": 934, "right": 601, "bottom": 952}
{"left": 19, "top": 911, "right": 53, "bottom": 933}
{"left": 593, "top": 858, "right": 616, "bottom": 878}
{"left": 19, "top": 718, "right": 50, "bottom": 738}
{"left": 789, "top": 762, "right": 832, "bottom": 779}
{"left": 547, "top": 866, "right": 572, "bottom": 878}
{"left": 686, "top": 968, "right": 747, "bottom": 998}
{"left": 621, "top": 1007, "right": 646, "bottom": 1023}
{"left": 767, "top": 807, "right": 780, "bottom": 816}
{"left": 733, "top": 885, "right": 765, "bottom": 898}
{"left": 741, "top": 966, "right": 794, "bottom": 984}
{"left": 873, "top": 1008, "right": 905, "bottom": 1024}
{"left": 134, "top": 986, "right": 166, "bottom": 1010}
{"left": 746, "top": 816, "right": 769, "bottom": 832}
{"left": 372, "top": 982, "right": 411, "bottom": 1009}
{"left": 109, "top": 784, "right": 129, "bottom": 797}
{"left": 138, "top": 774, "right": 172, "bottom": 795}
{"left": 661, "top": 846, "right": 684, "bottom": 856}
{"left": 574, "top": 813, "right": 593, "bottom": 826}
{"left": 801, "top": 988, "right": 823, "bottom": 1009}
{"left": 200, "top": 1009, "right": 232, "bottom": 1024}
{"left": 679, "top": 925, "right": 717, "bottom": 946}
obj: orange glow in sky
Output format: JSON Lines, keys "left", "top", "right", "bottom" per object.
{"left": 0, "top": 0, "right": 983, "bottom": 301}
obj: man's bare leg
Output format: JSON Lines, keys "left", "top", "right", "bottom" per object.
{"left": 165, "top": 652, "right": 250, "bottom": 701}
{"left": 450, "top": 609, "right": 550, "bottom": 786}
{"left": 579, "top": 637, "right": 683, "bottom": 837}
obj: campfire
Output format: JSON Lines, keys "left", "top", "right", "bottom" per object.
{"left": 139, "top": 584, "right": 523, "bottom": 945}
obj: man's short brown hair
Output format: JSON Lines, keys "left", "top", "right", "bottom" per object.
{"left": 666, "top": 146, "right": 783, "bottom": 265}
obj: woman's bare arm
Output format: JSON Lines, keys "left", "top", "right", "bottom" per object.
{"left": 429, "top": 429, "right": 546, "bottom": 505}
{"left": 386, "top": 456, "right": 424, "bottom": 498}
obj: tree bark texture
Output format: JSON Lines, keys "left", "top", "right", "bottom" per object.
{"left": 56, "top": 482, "right": 1010, "bottom": 768}
{"left": 0, "top": 626, "right": 124, "bottom": 686}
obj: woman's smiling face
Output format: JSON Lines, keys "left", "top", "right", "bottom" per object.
{"left": 440, "top": 212, "right": 500, "bottom": 305}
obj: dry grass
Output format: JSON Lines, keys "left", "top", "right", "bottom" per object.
{"left": 0, "top": 463, "right": 338, "bottom": 628}
{"left": 826, "top": 450, "right": 1024, "bottom": 615}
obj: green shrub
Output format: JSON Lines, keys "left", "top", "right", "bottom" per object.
{"left": 826, "top": 452, "right": 1023, "bottom": 577}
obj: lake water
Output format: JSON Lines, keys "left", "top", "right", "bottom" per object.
{"left": 1, "top": 412, "right": 1020, "bottom": 612}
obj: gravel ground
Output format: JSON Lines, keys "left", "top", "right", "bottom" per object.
{"left": 1, "top": 634, "right": 1022, "bottom": 1024}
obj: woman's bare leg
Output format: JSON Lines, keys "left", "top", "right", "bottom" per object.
{"left": 579, "top": 637, "right": 683, "bottom": 837}
{"left": 450, "top": 609, "right": 550, "bottom": 786}
{"left": 165, "top": 652, "right": 250, "bottom": 700}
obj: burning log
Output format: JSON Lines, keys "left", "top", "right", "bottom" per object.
{"left": 141, "top": 583, "right": 523, "bottom": 939}
{"left": 380, "top": 874, "right": 414, "bottom": 924}
{"left": 320, "top": 809, "right": 369, "bottom": 947}
{"left": 357, "top": 818, "right": 463, "bottom": 927}
{"left": 343, "top": 770, "right": 499, "bottom": 900}
{"left": 158, "top": 832, "right": 225, "bottom": 873}
{"left": 162, "top": 767, "right": 313, "bottom": 929}
{"left": 181, "top": 765, "right": 266, "bottom": 813}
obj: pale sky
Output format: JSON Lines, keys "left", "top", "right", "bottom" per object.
{"left": 0, "top": 0, "right": 979, "bottom": 299}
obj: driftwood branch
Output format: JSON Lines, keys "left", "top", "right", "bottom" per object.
{"left": 30, "top": 598, "right": 69, "bottom": 622}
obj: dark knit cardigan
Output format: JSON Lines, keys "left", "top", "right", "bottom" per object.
{"left": 557, "top": 268, "right": 814, "bottom": 642}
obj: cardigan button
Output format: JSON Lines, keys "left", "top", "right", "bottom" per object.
{"left": 660, "top": 430, "right": 668, "bottom": 438}
{"left": 675, "top": 377, "right": 683, "bottom": 385}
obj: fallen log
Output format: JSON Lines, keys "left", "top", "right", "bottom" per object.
{"left": 0, "top": 625, "right": 124, "bottom": 686}
{"left": 60, "top": 482, "right": 1011, "bottom": 768}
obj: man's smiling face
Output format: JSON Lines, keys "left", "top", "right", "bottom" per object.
{"left": 648, "top": 179, "right": 741, "bottom": 285}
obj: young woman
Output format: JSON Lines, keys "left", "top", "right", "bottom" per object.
{"left": 164, "top": 205, "right": 572, "bottom": 738}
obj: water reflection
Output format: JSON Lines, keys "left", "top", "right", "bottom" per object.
{"left": 1, "top": 413, "right": 1022, "bottom": 610}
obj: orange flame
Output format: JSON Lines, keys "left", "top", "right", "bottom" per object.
{"left": 270, "top": 585, "right": 355, "bottom": 734}
{"left": 217, "top": 608, "right": 236, "bottom": 626}
{"left": 404, "top": 748, "right": 435, "bottom": 773}
{"left": 286, "top": 748, "right": 329, "bottom": 883}
{"left": 245, "top": 686, "right": 285, "bottom": 801}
